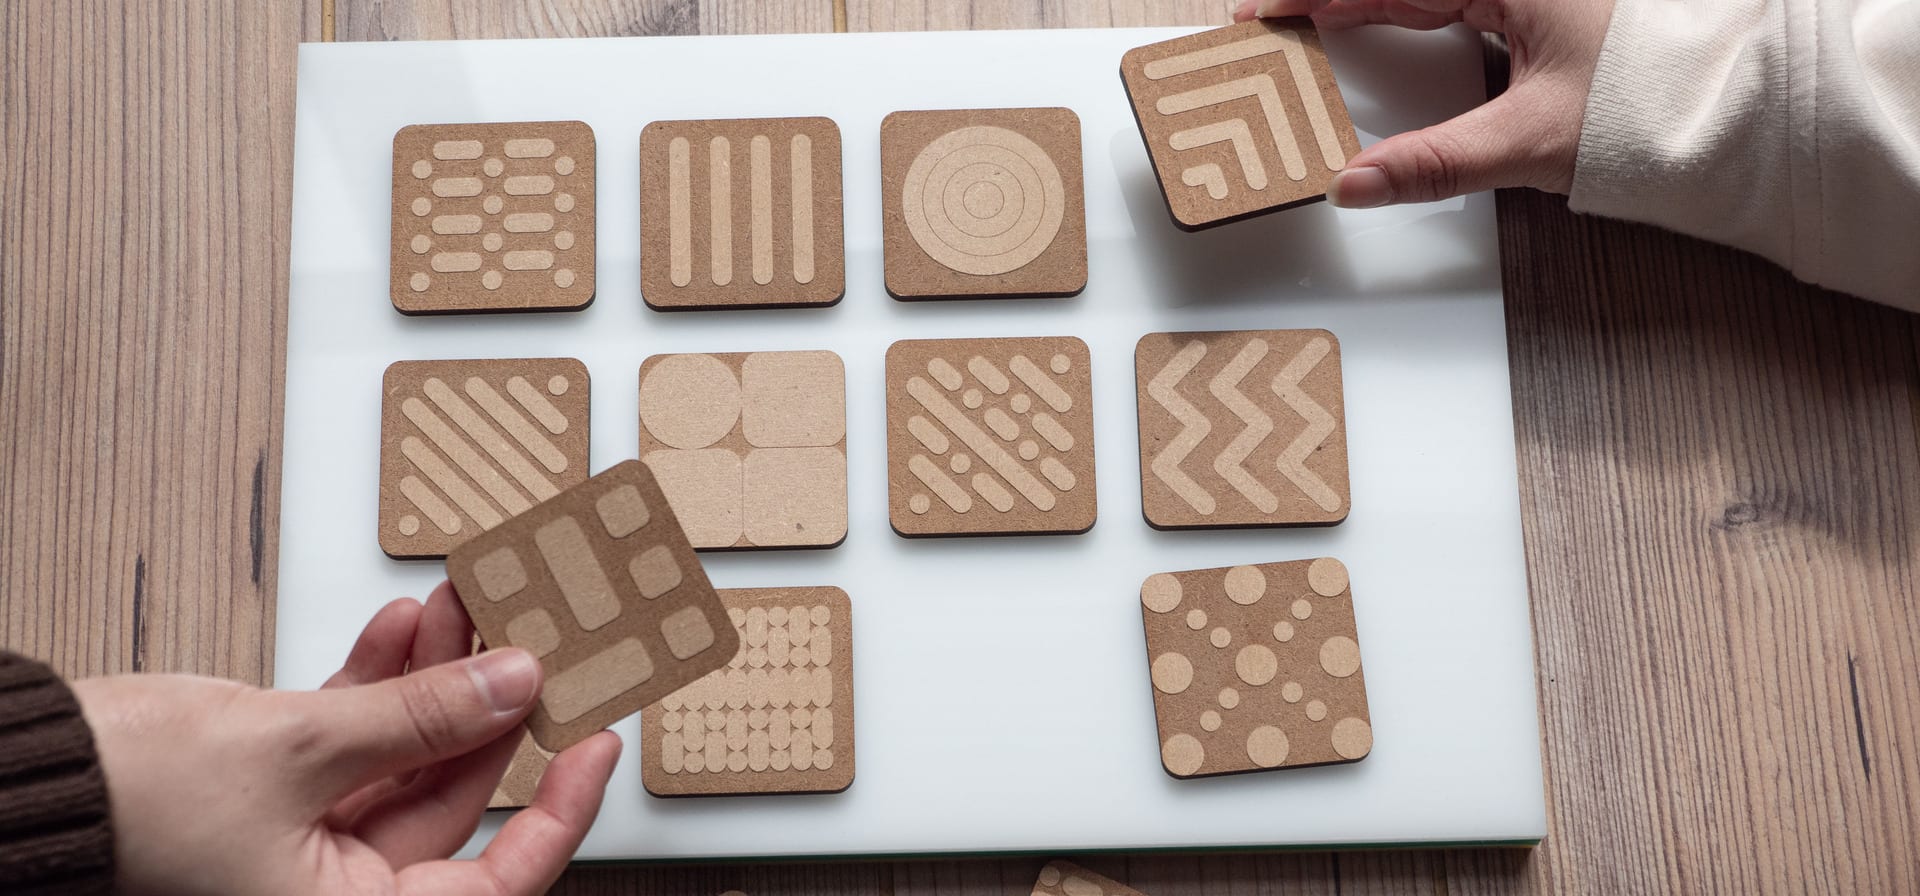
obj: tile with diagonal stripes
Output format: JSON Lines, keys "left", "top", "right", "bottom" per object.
{"left": 380, "top": 358, "right": 592, "bottom": 558}
{"left": 1135, "top": 329, "right": 1348, "bottom": 528}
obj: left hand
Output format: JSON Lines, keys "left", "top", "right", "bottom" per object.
{"left": 75, "top": 582, "right": 621, "bottom": 896}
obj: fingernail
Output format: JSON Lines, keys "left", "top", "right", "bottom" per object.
{"left": 1233, "top": 0, "right": 1259, "bottom": 19}
{"left": 470, "top": 649, "right": 540, "bottom": 714}
{"left": 1329, "top": 166, "right": 1392, "bottom": 209}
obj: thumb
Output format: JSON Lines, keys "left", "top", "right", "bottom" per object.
{"left": 1328, "top": 86, "right": 1565, "bottom": 208}
{"left": 289, "top": 647, "right": 542, "bottom": 805}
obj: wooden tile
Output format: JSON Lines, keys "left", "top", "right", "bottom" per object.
{"left": 638, "top": 351, "right": 847, "bottom": 549}
{"left": 488, "top": 733, "right": 552, "bottom": 809}
{"left": 880, "top": 108, "right": 1087, "bottom": 299}
{"left": 1140, "top": 558, "right": 1372, "bottom": 778}
{"left": 1134, "top": 329, "right": 1349, "bottom": 528}
{"left": 640, "top": 117, "right": 845, "bottom": 310}
{"left": 640, "top": 586, "right": 855, "bottom": 797}
{"left": 885, "top": 337, "right": 1096, "bottom": 536}
{"left": 379, "top": 358, "right": 591, "bottom": 559}
{"left": 1120, "top": 20, "right": 1361, "bottom": 230}
{"left": 447, "top": 460, "right": 738, "bottom": 752}
{"left": 391, "top": 120, "right": 597, "bottom": 313}
{"left": 1030, "top": 861, "right": 1150, "bottom": 896}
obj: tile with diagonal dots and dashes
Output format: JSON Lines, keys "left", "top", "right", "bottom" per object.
{"left": 1140, "top": 557, "right": 1372, "bottom": 778}
{"left": 1029, "top": 861, "right": 1150, "bottom": 896}
{"left": 640, "top": 586, "right": 854, "bottom": 797}
{"left": 885, "top": 337, "right": 1097, "bottom": 536}
{"left": 447, "top": 460, "right": 737, "bottom": 752}
{"left": 391, "top": 120, "right": 596, "bottom": 313}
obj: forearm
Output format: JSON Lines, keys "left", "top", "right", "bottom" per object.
{"left": 1570, "top": 0, "right": 1920, "bottom": 311}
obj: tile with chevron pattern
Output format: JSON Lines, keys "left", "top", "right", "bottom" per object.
{"left": 1134, "top": 329, "right": 1349, "bottom": 528}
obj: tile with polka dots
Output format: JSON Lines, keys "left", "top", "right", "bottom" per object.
{"left": 391, "top": 120, "right": 596, "bottom": 314}
{"left": 1139, "top": 557, "right": 1371, "bottom": 778}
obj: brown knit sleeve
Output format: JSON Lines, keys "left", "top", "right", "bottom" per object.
{"left": 0, "top": 652, "right": 115, "bottom": 895}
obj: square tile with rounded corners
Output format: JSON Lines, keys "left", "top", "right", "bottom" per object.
{"left": 1120, "top": 20, "right": 1360, "bottom": 230}
{"left": 641, "top": 586, "right": 855, "bottom": 797}
{"left": 886, "top": 337, "right": 1095, "bottom": 536}
{"left": 1135, "top": 329, "right": 1349, "bottom": 529}
{"left": 881, "top": 107, "right": 1087, "bottom": 299}
{"left": 638, "top": 350, "right": 848, "bottom": 550}
{"left": 640, "top": 117, "right": 845, "bottom": 310}
{"left": 391, "top": 120, "right": 596, "bottom": 312}
{"left": 446, "top": 460, "right": 738, "bottom": 751}
{"left": 1142, "top": 557, "right": 1371, "bottom": 778}
{"left": 378, "top": 358, "right": 590, "bottom": 559}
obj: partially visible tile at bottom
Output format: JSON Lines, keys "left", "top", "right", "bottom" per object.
{"left": 1030, "top": 860, "right": 1150, "bottom": 896}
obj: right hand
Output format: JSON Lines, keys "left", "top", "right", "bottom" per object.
{"left": 1235, "top": 0, "right": 1617, "bottom": 207}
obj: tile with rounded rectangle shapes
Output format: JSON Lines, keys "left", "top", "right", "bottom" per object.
{"left": 447, "top": 460, "right": 735, "bottom": 752}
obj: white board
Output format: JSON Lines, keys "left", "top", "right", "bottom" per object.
{"left": 281, "top": 26, "right": 1545, "bottom": 860}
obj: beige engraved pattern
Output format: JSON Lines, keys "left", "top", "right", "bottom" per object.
{"left": 1140, "top": 558, "right": 1371, "bottom": 778}
{"left": 446, "top": 460, "right": 737, "bottom": 752}
{"left": 1135, "top": 330, "right": 1349, "bottom": 528}
{"left": 1150, "top": 28, "right": 1345, "bottom": 191}
{"left": 901, "top": 125, "right": 1066, "bottom": 276}
{"left": 379, "top": 359, "right": 589, "bottom": 559}
{"left": 1122, "top": 21, "right": 1359, "bottom": 229}
{"left": 644, "top": 118, "right": 842, "bottom": 309}
{"left": 888, "top": 337, "right": 1096, "bottom": 536}
{"left": 642, "top": 587, "right": 855, "bottom": 796}
{"left": 1029, "top": 861, "right": 1152, "bottom": 896}
{"left": 638, "top": 351, "right": 847, "bottom": 549}
{"left": 391, "top": 121, "right": 593, "bottom": 312}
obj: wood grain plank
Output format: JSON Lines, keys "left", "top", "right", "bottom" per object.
{"left": 332, "top": 0, "right": 835, "bottom": 40}
{"left": 1500, "top": 187, "right": 1920, "bottom": 895}
{"left": 0, "top": 0, "right": 304, "bottom": 682}
{"left": 847, "top": 0, "right": 1226, "bottom": 30}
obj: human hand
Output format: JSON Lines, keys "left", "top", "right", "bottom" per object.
{"left": 74, "top": 582, "right": 621, "bottom": 896}
{"left": 1234, "top": 0, "right": 1615, "bottom": 207}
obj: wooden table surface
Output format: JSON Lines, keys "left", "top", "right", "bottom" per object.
{"left": 4, "top": 1, "right": 1917, "bottom": 893}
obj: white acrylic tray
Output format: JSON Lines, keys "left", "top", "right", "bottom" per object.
{"left": 280, "top": 26, "right": 1546, "bottom": 860}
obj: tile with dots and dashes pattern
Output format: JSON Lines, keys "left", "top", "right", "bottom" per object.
{"left": 447, "top": 459, "right": 737, "bottom": 752}
{"left": 1029, "top": 861, "right": 1150, "bottom": 896}
{"left": 885, "top": 336, "right": 1097, "bottom": 536}
{"left": 391, "top": 121, "right": 596, "bottom": 314}
{"left": 640, "top": 586, "right": 854, "bottom": 797}
{"left": 1139, "top": 557, "right": 1372, "bottom": 778}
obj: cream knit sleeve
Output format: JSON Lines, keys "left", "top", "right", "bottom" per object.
{"left": 1568, "top": 0, "right": 1920, "bottom": 312}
